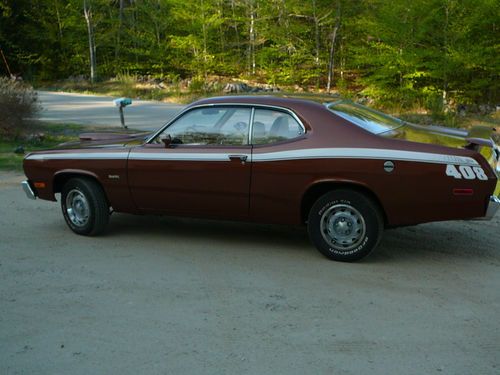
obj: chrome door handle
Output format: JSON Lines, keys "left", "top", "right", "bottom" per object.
{"left": 228, "top": 154, "right": 248, "bottom": 162}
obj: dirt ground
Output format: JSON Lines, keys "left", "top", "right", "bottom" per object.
{"left": 1, "top": 172, "right": 499, "bottom": 375}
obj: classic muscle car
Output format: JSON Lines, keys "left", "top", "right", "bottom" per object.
{"left": 22, "top": 96, "right": 500, "bottom": 261}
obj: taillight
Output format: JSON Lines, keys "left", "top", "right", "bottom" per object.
{"left": 453, "top": 188, "right": 474, "bottom": 196}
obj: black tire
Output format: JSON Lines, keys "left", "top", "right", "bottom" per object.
{"left": 61, "top": 177, "right": 109, "bottom": 236}
{"left": 307, "top": 189, "right": 383, "bottom": 262}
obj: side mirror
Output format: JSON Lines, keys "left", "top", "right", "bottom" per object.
{"left": 161, "top": 134, "right": 172, "bottom": 148}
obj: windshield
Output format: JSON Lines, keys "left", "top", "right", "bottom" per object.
{"left": 327, "top": 101, "right": 404, "bottom": 135}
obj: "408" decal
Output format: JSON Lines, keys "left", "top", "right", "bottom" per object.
{"left": 446, "top": 164, "right": 487, "bottom": 180}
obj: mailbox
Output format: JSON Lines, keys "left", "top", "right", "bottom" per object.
{"left": 113, "top": 97, "right": 132, "bottom": 108}
{"left": 113, "top": 97, "right": 132, "bottom": 129}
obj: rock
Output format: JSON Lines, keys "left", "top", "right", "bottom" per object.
{"left": 293, "top": 85, "right": 304, "bottom": 92}
{"left": 223, "top": 82, "right": 280, "bottom": 94}
{"left": 223, "top": 82, "right": 251, "bottom": 93}
{"left": 67, "top": 74, "right": 87, "bottom": 83}
{"left": 478, "top": 104, "right": 494, "bottom": 115}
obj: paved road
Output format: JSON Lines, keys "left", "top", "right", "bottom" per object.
{"left": 1, "top": 172, "right": 499, "bottom": 374}
{"left": 37, "top": 91, "right": 185, "bottom": 131}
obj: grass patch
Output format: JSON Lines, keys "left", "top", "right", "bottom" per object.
{"left": 0, "top": 150, "right": 24, "bottom": 171}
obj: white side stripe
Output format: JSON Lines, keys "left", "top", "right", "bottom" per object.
{"left": 26, "top": 148, "right": 479, "bottom": 166}
{"left": 26, "top": 152, "right": 129, "bottom": 160}
{"left": 252, "top": 148, "right": 479, "bottom": 166}
{"left": 130, "top": 153, "right": 234, "bottom": 162}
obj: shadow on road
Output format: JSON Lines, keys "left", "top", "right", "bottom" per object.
{"left": 103, "top": 213, "right": 499, "bottom": 264}
{"left": 108, "top": 213, "right": 312, "bottom": 252}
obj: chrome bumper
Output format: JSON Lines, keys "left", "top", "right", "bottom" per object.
{"left": 483, "top": 195, "right": 500, "bottom": 220}
{"left": 21, "top": 180, "right": 36, "bottom": 200}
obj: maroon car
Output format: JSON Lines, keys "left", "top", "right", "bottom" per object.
{"left": 22, "top": 96, "right": 499, "bottom": 261}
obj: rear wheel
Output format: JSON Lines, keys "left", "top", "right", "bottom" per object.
{"left": 307, "top": 189, "right": 383, "bottom": 262}
{"left": 61, "top": 177, "right": 109, "bottom": 236}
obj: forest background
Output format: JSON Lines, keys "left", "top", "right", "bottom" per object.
{"left": 0, "top": 0, "right": 498, "bottom": 116}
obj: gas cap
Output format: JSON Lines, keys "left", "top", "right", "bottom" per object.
{"left": 384, "top": 161, "right": 395, "bottom": 173}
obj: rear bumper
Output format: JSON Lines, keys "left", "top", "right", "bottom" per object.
{"left": 484, "top": 195, "right": 500, "bottom": 220}
{"left": 21, "top": 180, "right": 36, "bottom": 200}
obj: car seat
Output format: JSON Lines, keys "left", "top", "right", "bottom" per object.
{"left": 269, "top": 116, "right": 289, "bottom": 138}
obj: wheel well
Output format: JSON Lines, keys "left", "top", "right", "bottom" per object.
{"left": 54, "top": 173, "right": 91, "bottom": 193}
{"left": 53, "top": 173, "right": 109, "bottom": 204}
{"left": 301, "top": 182, "right": 387, "bottom": 225}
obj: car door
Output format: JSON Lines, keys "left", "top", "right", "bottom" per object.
{"left": 128, "top": 106, "right": 252, "bottom": 219}
{"left": 249, "top": 107, "right": 307, "bottom": 224}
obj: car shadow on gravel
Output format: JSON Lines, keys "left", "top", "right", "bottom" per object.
{"left": 104, "top": 213, "right": 499, "bottom": 263}
{"left": 107, "top": 213, "right": 313, "bottom": 253}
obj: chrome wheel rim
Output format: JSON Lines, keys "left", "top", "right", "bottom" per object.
{"left": 320, "top": 204, "right": 366, "bottom": 251}
{"left": 65, "top": 189, "right": 90, "bottom": 227}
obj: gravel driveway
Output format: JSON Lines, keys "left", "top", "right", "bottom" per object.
{"left": 1, "top": 172, "right": 499, "bottom": 374}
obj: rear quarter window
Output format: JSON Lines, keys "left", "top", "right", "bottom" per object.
{"left": 252, "top": 109, "right": 304, "bottom": 145}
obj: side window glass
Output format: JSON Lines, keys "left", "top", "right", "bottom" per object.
{"left": 154, "top": 107, "right": 251, "bottom": 146}
{"left": 217, "top": 108, "right": 252, "bottom": 145}
{"left": 252, "top": 109, "right": 304, "bottom": 145}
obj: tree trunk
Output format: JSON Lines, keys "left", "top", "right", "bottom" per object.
{"left": 442, "top": 2, "right": 449, "bottom": 111}
{"left": 312, "top": 0, "right": 320, "bottom": 87}
{"left": 0, "top": 48, "right": 12, "bottom": 76}
{"left": 326, "top": 25, "right": 338, "bottom": 93}
{"left": 200, "top": 0, "right": 208, "bottom": 78}
{"left": 231, "top": 0, "right": 241, "bottom": 58}
{"left": 248, "top": 2, "right": 256, "bottom": 75}
{"left": 54, "top": 0, "right": 63, "bottom": 40}
{"left": 327, "top": 1, "right": 342, "bottom": 93}
{"left": 218, "top": 0, "right": 225, "bottom": 60}
{"left": 340, "top": 39, "right": 344, "bottom": 80}
{"left": 83, "top": 0, "right": 97, "bottom": 83}
{"left": 115, "top": 0, "right": 124, "bottom": 61}
{"left": 131, "top": 2, "right": 139, "bottom": 66}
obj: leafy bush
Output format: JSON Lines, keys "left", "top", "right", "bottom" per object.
{"left": 0, "top": 78, "right": 39, "bottom": 140}
{"left": 114, "top": 72, "right": 139, "bottom": 98}
{"left": 188, "top": 77, "right": 206, "bottom": 93}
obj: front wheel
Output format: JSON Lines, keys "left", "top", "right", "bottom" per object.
{"left": 307, "top": 189, "right": 383, "bottom": 262}
{"left": 61, "top": 178, "right": 109, "bottom": 236}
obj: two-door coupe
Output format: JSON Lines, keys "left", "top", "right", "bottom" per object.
{"left": 22, "top": 96, "right": 499, "bottom": 261}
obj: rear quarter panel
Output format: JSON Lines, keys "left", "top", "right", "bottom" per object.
{"left": 250, "top": 153, "right": 495, "bottom": 226}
